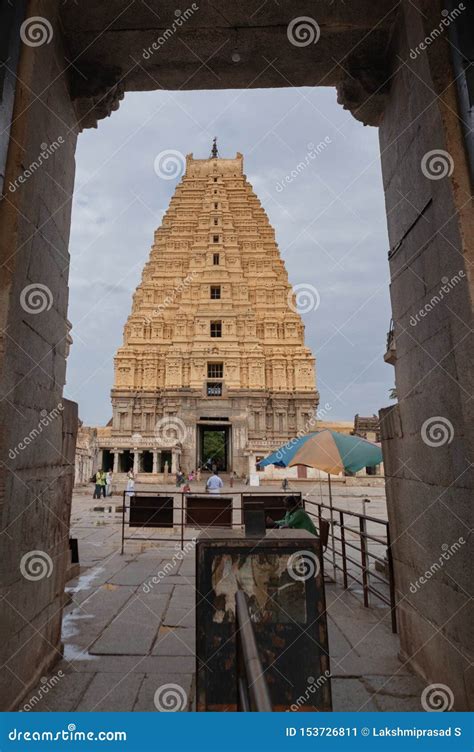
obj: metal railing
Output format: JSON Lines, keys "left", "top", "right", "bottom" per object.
{"left": 119, "top": 490, "right": 302, "bottom": 552}
{"left": 305, "top": 498, "right": 397, "bottom": 633}
{"left": 117, "top": 490, "right": 397, "bottom": 632}
{"left": 235, "top": 591, "right": 273, "bottom": 712}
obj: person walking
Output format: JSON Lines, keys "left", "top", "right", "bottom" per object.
{"left": 99, "top": 470, "right": 107, "bottom": 498}
{"left": 106, "top": 470, "right": 113, "bottom": 497}
{"left": 126, "top": 468, "right": 135, "bottom": 496}
{"left": 206, "top": 470, "right": 223, "bottom": 494}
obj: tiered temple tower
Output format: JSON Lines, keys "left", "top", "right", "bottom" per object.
{"left": 101, "top": 146, "right": 318, "bottom": 476}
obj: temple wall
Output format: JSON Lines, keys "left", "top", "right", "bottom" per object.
{"left": 0, "top": 1, "right": 78, "bottom": 709}
{"left": 379, "top": 0, "right": 473, "bottom": 710}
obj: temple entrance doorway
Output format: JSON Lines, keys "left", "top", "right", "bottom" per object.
{"left": 119, "top": 450, "right": 133, "bottom": 473}
{"left": 198, "top": 425, "right": 231, "bottom": 472}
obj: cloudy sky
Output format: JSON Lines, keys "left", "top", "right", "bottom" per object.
{"left": 64, "top": 86, "right": 394, "bottom": 425}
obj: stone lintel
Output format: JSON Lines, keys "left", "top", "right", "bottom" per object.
{"left": 336, "top": 50, "right": 392, "bottom": 127}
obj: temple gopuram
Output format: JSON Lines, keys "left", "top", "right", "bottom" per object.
{"left": 99, "top": 144, "right": 319, "bottom": 477}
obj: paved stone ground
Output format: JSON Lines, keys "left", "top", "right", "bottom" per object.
{"left": 21, "top": 487, "right": 424, "bottom": 712}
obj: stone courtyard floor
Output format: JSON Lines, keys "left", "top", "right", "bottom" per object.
{"left": 22, "top": 486, "right": 425, "bottom": 712}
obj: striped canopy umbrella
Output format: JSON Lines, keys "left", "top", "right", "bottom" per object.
{"left": 260, "top": 430, "right": 383, "bottom": 572}
{"left": 259, "top": 429, "right": 383, "bottom": 474}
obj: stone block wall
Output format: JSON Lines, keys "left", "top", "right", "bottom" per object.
{"left": 379, "top": 0, "right": 473, "bottom": 710}
{"left": 0, "top": 1, "right": 79, "bottom": 710}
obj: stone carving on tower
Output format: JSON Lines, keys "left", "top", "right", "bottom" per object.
{"left": 107, "top": 145, "right": 319, "bottom": 474}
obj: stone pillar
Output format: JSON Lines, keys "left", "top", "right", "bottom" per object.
{"left": 133, "top": 450, "right": 140, "bottom": 474}
{"left": 375, "top": 0, "right": 473, "bottom": 711}
{"left": 248, "top": 454, "right": 257, "bottom": 476}
{"left": 112, "top": 451, "right": 119, "bottom": 473}
{"left": 171, "top": 449, "right": 178, "bottom": 473}
{"left": 152, "top": 450, "right": 159, "bottom": 474}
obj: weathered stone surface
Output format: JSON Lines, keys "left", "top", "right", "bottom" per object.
{"left": 60, "top": 2, "right": 398, "bottom": 102}
{"left": 26, "top": 674, "right": 94, "bottom": 713}
{"left": 76, "top": 672, "right": 145, "bottom": 712}
{"left": 364, "top": 675, "right": 423, "bottom": 712}
{"left": 379, "top": 0, "right": 473, "bottom": 711}
{"left": 89, "top": 594, "right": 169, "bottom": 655}
{"left": 152, "top": 626, "right": 196, "bottom": 657}
{"left": 331, "top": 678, "right": 378, "bottom": 712}
{"left": 133, "top": 674, "right": 193, "bottom": 712}
{"left": 162, "top": 607, "right": 195, "bottom": 629}
{"left": 108, "top": 559, "right": 166, "bottom": 587}
{"left": 20, "top": 492, "right": 426, "bottom": 711}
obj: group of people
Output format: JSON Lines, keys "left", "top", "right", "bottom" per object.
{"left": 175, "top": 468, "right": 236, "bottom": 494}
{"left": 175, "top": 468, "right": 201, "bottom": 488}
{"left": 92, "top": 469, "right": 113, "bottom": 499}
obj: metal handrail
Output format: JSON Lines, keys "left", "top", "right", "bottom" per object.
{"left": 235, "top": 591, "right": 273, "bottom": 712}
{"left": 304, "top": 496, "right": 387, "bottom": 525}
{"left": 307, "top": 499, "right": 397, "bottom": 633}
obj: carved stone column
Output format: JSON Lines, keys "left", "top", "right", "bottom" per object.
{"left": 248, "top": 454, "right": 257, "bottom": 476}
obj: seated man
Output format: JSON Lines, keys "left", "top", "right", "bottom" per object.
{"left": 266, "top": 495, "right": 317, "bottom": 536}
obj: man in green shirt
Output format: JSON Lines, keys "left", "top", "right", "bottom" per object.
{"left": 267, "top": 495, "right": 317, "bottom": 536}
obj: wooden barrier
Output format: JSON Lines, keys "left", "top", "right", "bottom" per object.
{"left": 128, "top": 494, "right": 174, "bottom": 528}
{"left": 185, "top": 495, "right": 233, "bottom": 527}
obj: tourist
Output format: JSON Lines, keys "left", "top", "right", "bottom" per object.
{"left": 93, "top": 469, "right": 103, "bottom": 499}
{"left": 99, "top": 470, "right": 107, "bottom": 498}
{"left": 281, "top": 477, "right": 289, "bottom": 491}
{"left": 229, "top": 470, "right": 234, "bottom": 488}
{"left": 126, "top": 468, "right": 135, "bottom": 496}
{"left": 188, "top": 470, "right": 195, "bottom": 482}
{"left": 105, "top": 470, "right": 113, "bottom": 497}
{"left": 196, "top": 467, "right": 201, "bottom": 482}
{"left": 206, "top": 470, "right": 223, "bottom": 494}
{"left": 267, "top": 495, "right": 317, "bottom": 536}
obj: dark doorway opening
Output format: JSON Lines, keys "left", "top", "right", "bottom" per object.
{"left": 160, "top": 450, "right": 172, "bottom": 472}
{"left": 142, "top": 451, "right": 153, "bottom": 473}
{"left": 119, "top": 450, "right": 133, "bottom": 473}
{"left": 199, "top": 425, "right": 230, "bottom": 472}
{"left": 102, "top": 449, "right": 113, "bottom": 471}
